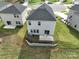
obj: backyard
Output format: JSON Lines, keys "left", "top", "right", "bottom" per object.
{"left": 29, "top": 0, "right": 72, "bottom": 4}
{"left": 0, "top": 17, "right": 79, "bottom": 59}
{"left": 0, "top": 20, "right": 27, "bottom": 59}
{"left": 54, "top": 19, "right": 79, "bottom": 48}
{"left": 29, "top": 0, "right": 59, "bottom": 4}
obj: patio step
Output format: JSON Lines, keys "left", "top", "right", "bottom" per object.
{"left": 26, "top": 40, "right": 57, "bottom": 47}
{"left": 4, "top": 25, "right": 16, "bottom": 29}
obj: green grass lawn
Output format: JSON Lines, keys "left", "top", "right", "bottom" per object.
{"left": 49, "top": 0, "right": 58, "bottom": 2}
{"left": 54, "top": 19, "right": 79, "bottom": 48}
{"left": 0, "top": 19, "right": 79, "bottom": 59}
{"left": 29, "top": 0, "right": 58, "bottom": 4}
{"left": 64, "top": 0, "right": 72, "bottom": 4}
{"left": 29, "top": 0, "right": 42, "bottom": 5}
{"left": 0, "top": 20, "right": 27, "bottom": 59}
{"left": 50, "top": 48, "right": 79, "bottom": 59}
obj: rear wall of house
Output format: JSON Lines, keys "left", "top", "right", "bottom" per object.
{"left": 27, "top": 20, "right": 56, "bottom": 36}
{"left": 0, "top": 13, "right": 23, "bottom": 26}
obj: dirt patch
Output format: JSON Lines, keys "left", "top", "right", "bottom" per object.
{"left": 0, "top": 38, "right": 3, "bottom": 44}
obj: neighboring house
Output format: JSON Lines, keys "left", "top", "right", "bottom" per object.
{"left": 0, "top": 0, "right": 18, "bottom": 3}
{"left": 22, "top": 0, "right": 29, "bottom": 6}
{"left": 67, "top": 5, "right": 79, "bottom": 31}
{"left": 73, "top": 0, "right": 79, "bottom": 5}
{"left": 0, "top": 2, "right": 12, "bottom": 20}
{"left": 0, "top": 2, "right": 12, "bottom": 11}
{"left": 0, "top": 4, "right": 27, "bottom": 29}
{"left": 26, "top": 3, "right": 57, "bottom": 46}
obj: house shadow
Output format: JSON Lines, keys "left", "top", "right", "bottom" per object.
{"left": 66, "top": 25, "right": 79, "bottom": 40}
{"left": 18, "top": 37, "right": 53, "bottom": 59}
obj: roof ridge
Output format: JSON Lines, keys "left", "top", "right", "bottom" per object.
{"left": 13, "top": 5, "right": 21, "bottom": 13}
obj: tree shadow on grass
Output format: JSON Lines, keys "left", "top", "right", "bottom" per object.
{"left": 18, "top": 38, "right": 52, "bottom": 59}
{"left": 66, "top": 25, "right": 79, "bottom": 40}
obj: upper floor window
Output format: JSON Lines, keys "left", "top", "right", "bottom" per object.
{"left": 14, "top": 14, "right": 16, "bottom": 18}
{"left": 14, "top": 14, "right": 19, "bottom": 18}
{"left": 38, "top": 22, "right": 41, "bottom": 26}
{"left": 29, "top": 21, "right": 31, "bottom": 25}
{"left": 30, "top": 29, "right": 39, "bottom": 33}
{"left": 17, "top": 15, "right": 19, "bottom": 18}
{"left": 34, "top": 30, "right": 36, "bottom": 33}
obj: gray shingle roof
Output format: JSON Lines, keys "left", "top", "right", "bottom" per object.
{"left": 0, "top": 4, "right": 27, "bottom": 14}
{"left": 71, "top": 5, "right": 79, "bottom": 12}
{"left": 27, "top": 3, "right": 56, "bottom": 21}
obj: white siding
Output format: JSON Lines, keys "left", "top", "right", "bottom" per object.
{"left": 27, "top": 20, "right": 56, "bottom": 35}
{"left": 21, "top": 8, "right": 27, "bottom": 25}
{"left": 0, "top": 13, "right": 23, "bottom": 26}
{"left": 68, "top": 10, "right": 79, "bottom": 31}
{"left": 67, "top": 10, "right": 74, "bottom": 22}
{"left": 69, "top": 13, "right": 79, "bottom": 31}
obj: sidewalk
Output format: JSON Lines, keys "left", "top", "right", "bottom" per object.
{"left": 54, "top": 12, "right": 68, "bottom": 23}
{"left": 55, "top": 12, "right": 67, "bottom": 19}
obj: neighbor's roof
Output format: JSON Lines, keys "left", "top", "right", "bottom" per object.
{"left": 27, "top": 3, "right": 56, "bottom": 21}
{"left": 71, "top": 5, "right": 79, "bottom": 12}
{"left": 0, "top": 4, "right": 27, "bottom": 14}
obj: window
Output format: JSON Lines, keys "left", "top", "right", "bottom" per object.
{"left": 7, "top": 21, "right": 11, "bottom": 25}
{"left": 14, "top": 14, "right": 19, "bottom": 18}
{"left": 69, "top": 16, "right": 72, "bottom": 19}
{"left": 38, "top": 22, "right": 41, "bottom": 26}
{"left": 37, "top": 29, "right": 39, "bottom": 33}
{"left": 45, "top": 30, "right": 50, "bottom": 35}
{"left": 16, "top": 21, "right": 20, "bottom": 24}
{"left": 74, "top": 25, "right": 77, "bottom": 28}
{"left": 29, "top": 21, "right": 31, "bottom": 25}
{"left": 30, "top": 29, "right": 33, "bottom": 33}
{"left": 17, "top": 15, "right": 19, "bottom": 18}
{"left": 34, "top": 30, "right": 36, "bottom": 33}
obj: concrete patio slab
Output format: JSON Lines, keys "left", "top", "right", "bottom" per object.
{"left": 39, "top": 35, "right": 54, "bottom": 41}
{"left": 26, "top": 40, "right": 57, "bottom": 47}
{"left": 4, "top": 25, "right": 16, "bottom": 29}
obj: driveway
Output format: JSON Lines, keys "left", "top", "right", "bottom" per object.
{"left": 49, "top": 3, "right": 67, "bottom": 12}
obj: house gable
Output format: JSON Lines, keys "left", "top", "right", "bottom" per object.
{"left": 27, "top": 3, "right": 56, "bottom": 21}
{"left": 0, "top": 4, "right": 27, "bottom": 14}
